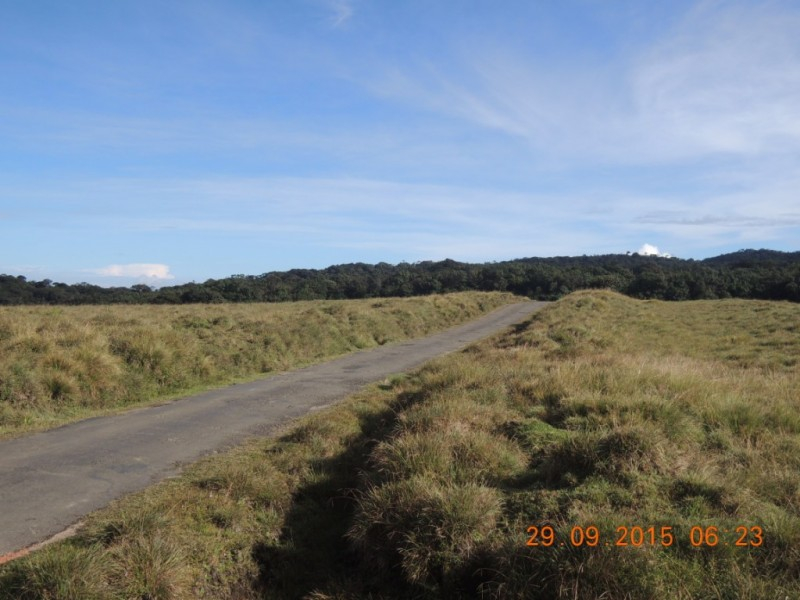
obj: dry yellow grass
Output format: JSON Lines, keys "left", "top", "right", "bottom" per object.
{"left": 3, "top": 290, "right": 799, "bottom": 599}
{"left": 0, "top": 292, "right": 517, "bottom": 438}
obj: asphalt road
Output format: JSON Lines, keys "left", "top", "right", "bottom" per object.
{"left": 0, "top": 300, "right": 546, "bottom": 556}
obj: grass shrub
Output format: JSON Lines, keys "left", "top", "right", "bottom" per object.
{"left": 370, "top": 426, "right": 527, "bottom": 485}
{"left": 109, "top": 532, "right": 190, "bottom": 600}
{"left": 0, "top": 292, "right": 517, "bottom": 437}
{"left": 348, "top": 478, "right": 503, "bottom": 588}
{"left": 3, "top": 290, "right": 799, "bottom": 598}
{"left": 0, "top": 545, "right": 110, "bottom": 600}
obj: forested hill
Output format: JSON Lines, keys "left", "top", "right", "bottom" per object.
{"left": 2, "top": 249, "right": 798, "bottom": 305}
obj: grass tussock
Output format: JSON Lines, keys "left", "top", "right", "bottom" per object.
{"left": 3, "top": 290, "right": 799, "bottom": 598}
{"left": 0, "top": 292, "right": 516, "bottom": 437}
{"left": 349, "top": 477, "right": 503, "bottom": 588}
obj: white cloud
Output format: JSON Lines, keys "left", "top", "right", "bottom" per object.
{"left": 637, "top": 244, "right": 671, "bottom": 258}
{"left": 92, "top": 263, "right": 175, "bottom": 280}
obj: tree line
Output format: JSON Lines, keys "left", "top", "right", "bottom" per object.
{"left": 1, "top": 249, "right": 798, "bottom": 305}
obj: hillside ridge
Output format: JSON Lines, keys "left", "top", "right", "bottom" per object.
{"left": 2, "top": 248, "right": 799, "bottom": 305}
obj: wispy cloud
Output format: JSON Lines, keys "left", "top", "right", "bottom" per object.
{"left": 0, "top": 264, "right": 49, "bottom": 278}
{"left": 630, "top": 1, "right": 800, "bottom": 159}
{"left": 637, "top": 212, "right": 800, "bottom": 228}
{"left": 362, "top": 1, "right": 800, "bottom": 165}
{"left": 320, "top": 0, "right": 354, "bottom": 27}
{"left": 2, "top": 1, "right": 798, "bottom": 283}
{"left": 3, "top": 169, "right": 797, "bottom": 261}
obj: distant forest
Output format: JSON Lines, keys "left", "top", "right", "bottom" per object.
{"left": 1, "top": 249, "right": 798, "bottom": 305}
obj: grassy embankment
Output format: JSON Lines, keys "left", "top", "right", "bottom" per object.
{"left": 0, "top": 292, "right": 517, "bottom": 438}
{"left": 2, "top": 290, "right": 799, "bottom": 598}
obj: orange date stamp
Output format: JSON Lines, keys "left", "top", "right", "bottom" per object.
{"left": 525, "top": 525, "right": 764, "bottom": 548}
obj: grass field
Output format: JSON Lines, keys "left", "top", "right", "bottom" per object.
{"left": 2, "top": 290, "right": 798, "bottom": 599}
{"left": 0, "top": 292, "right": 517, "bottom": 438}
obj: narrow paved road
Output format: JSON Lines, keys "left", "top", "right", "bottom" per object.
{"left": 0, "top": 301, "right": 546, "bottom": 556}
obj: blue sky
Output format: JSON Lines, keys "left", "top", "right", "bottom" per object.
{"left": 2, "top": 0, "right": 799, "bottom": 286}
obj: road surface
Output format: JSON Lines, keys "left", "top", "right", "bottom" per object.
{"left": 0, "top": 300, "right": 546, "bottom": 556}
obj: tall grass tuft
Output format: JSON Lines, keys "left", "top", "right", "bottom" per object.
{"left": 109, "top": 532, "right": 190, "bottom": 600}
{"left": 348, "top": 477, "right": 503, "bottom": 588}
{"left": 0, "top": 545, "right": 109, "bottom": 600}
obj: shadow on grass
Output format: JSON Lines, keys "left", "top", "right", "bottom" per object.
{"left": 250, "top": 390, "right": 428, "bottom": 599}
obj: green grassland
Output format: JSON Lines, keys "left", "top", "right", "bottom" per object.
{"left": 0, "top": 292, "right": 517, "bottom": 438}
{"left": 2, "top": 290, "right": 799, "bottom": 599}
